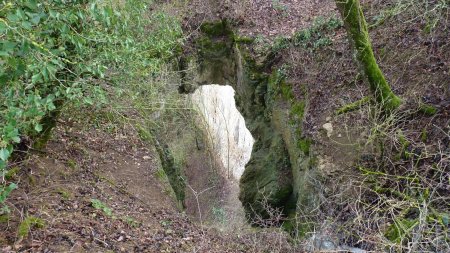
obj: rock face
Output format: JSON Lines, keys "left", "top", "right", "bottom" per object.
{"left": 191, "top": 85, "right": 254, "bottom": 180}
{"left": 181, "top": 20, "right": 315, "bottom": 227}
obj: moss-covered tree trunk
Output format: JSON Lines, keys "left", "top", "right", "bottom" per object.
{"left": 335, "top": 0, "right": 401, "bottom": 111}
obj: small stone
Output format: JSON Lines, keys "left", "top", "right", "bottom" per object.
{"left": 323, "top": 123, "right": 333, "bottom": 137}
{"left": 117, "top": 236, "right": 124, "bottom": 242}
{"left": 337, "top": 133, "right": 342, "bottom": 138}
{"left": 326, "top": 116, "right": 331, "bottom": 122}
{"left": 143, "top": 156, "right": 151, "bottom": 160}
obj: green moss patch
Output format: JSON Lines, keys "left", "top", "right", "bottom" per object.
{"left": 239, "top": 133, "right": 294, "bottom": 220}
{"left": 385, "top": 218, "right": 417, "bottom": 243}
{"left": 18, "top": 216, "right": 45, "bottom": 238}
{"left": 335, "top": 96, "right": 370, "bottom": 115}
{"left": 4, "top": 167, "right": 20, "bottom": 180}
{"left": 200, "top": 20, "right": 233, "bottom": 37}
{"left": 418, "top": 103, "right": 438, "bottom": 116}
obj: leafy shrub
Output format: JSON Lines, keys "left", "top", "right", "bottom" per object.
{"left": 0, "top": 0, "right": 182, "bottom": 209}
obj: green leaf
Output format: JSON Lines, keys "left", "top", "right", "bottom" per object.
{"left": 442, "top": 214, "right": 449, "bottom": 226}
{"left": 34, "top": 123, "right": 43, "bottom": 133}
{"left": 83, "top": 97, "right": 94, "bottom": 105}
{"left": 31, "top": 73, "right": 42, "bottom": 84}
{"left": 0, "top": 21, "right": 7, "bottom": 33}
{"left": 0, "top": 183, "right": 18, "bottom": 203}
{"left": 0, "top": 161, "right": 6, "bottom": 170}
{"left": 21, "top": 21, "right": 33, "bottom": 30}
{"left": 0, "top": 41, "right": 16, "bottom": 56}
{"left": 24, "top": 0, "right": 38, "bottom": 10}
{"left": 4, "top": 41, "right": 16, "bottom": 51}
{"left": 0, "top": 149, "right": 11, "bottom": 161}
{"left": 47, "top": 101, "right": 56, "bottom": 111}
{"left": 30, "top": 15, "right": 41, "bottom": 25}
{"left": 91, "top": 199, "right": 113, "bottom": 217}
{"left": 6, "top": 14, "right": 19, "bottom": 22}
{"left": 11, "top": 136, "right": 21, "bottom": 143}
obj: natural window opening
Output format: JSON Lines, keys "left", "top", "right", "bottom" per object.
{"left": 191, "top": 85, "right": 254, "bottom": 180}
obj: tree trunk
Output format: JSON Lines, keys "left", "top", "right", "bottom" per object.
{"left": 335, "top": 0, "right": 401, "bottom": 111}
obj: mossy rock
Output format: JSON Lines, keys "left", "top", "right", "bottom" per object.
{"left": 155, "top": 141, "right": 186, "bottom": 208}
{"left": 234, "top": 36, "right": 255, "bottom": 44}
{"left": 200, "top": 20, "right": 233, "bottom": 37}
{"left": 194, "top": 21, "right": 237, "bottom": 87}
{"left": 239, "top": 133, "right": 294, "bottom": 221}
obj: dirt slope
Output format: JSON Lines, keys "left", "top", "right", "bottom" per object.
{"left": 182, "top": 0, "right": 336, "bottom": 39}
{"left": 0, "top": 112, "right": 239, "bottom": 252}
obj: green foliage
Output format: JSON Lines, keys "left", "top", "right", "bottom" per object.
{"left": 4, "top": 166, "right": 20, "bottom": 180}
{"left": 420, "top": 128, "right": 428, "bottom": 142}
{"left": 212, "top": 206, "right": 226, "bottom": 224}
{"left": 297, "top": 138, "right": 311, "bottom": 156}
{"left": 67, "top": 159, "right": 77, "bottom": 169}
{"left": 0, "top": 214, "right": 9, "bottom": 223}
{"left": 270, "top": 16, "right": 342, "bottom": 52}
{"left": 122, "top": 216, "right": 140, "bottom": 228}
{"left": 200, "top": 20, "right": 232, "bottom": 37}
{"left": 0, "top": 183, "right": 17, "bottom": 212}
{"left": 385, "top": 217, "right": 418, "bottom": 243}
{"left": 418, "top": 103, "right": 437, "bottom": 116}
{"left": 56, "top": 187, "right": 71, "bottom": 200}
{"left": 396, "top": 129, "right": 411, "bottom": 160}
{"left": 234, "top": 36, "right": 255, "bottom": 44}
{"left": 0, "top": 0, "right": 183, "bottom": 206}
{"left": 272, "top": 36, "right": 290, "bottom": 52}
{"left": 291, "top": 101, "right": 306, "bottom": 119}
{"left": 267, "top": 67, "right": 287, "bottom": 97}
{"left": 91, "top": 198, "right": 113, "bottom": 217}
{"left": 292, "top": 16, "right": 342, "bottom": 51}
{"left": 280, "top": 82, "right": 294, "bottom": 100}
{"left": 17, "top": 215, "right": 45, "bottom": 238}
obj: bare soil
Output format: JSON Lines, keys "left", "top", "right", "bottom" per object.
{"left": 0, "top": 111, "right": 244, "bottom": 252}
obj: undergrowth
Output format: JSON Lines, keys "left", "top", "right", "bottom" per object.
{"left": 271, "top": 15, "right": 343, "bottom": 52}
{"left": 320, "top": 100, "right": 450, "bottom": 252}
{"left": 0, "top": 0, "right": 185, "bottom": 212}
